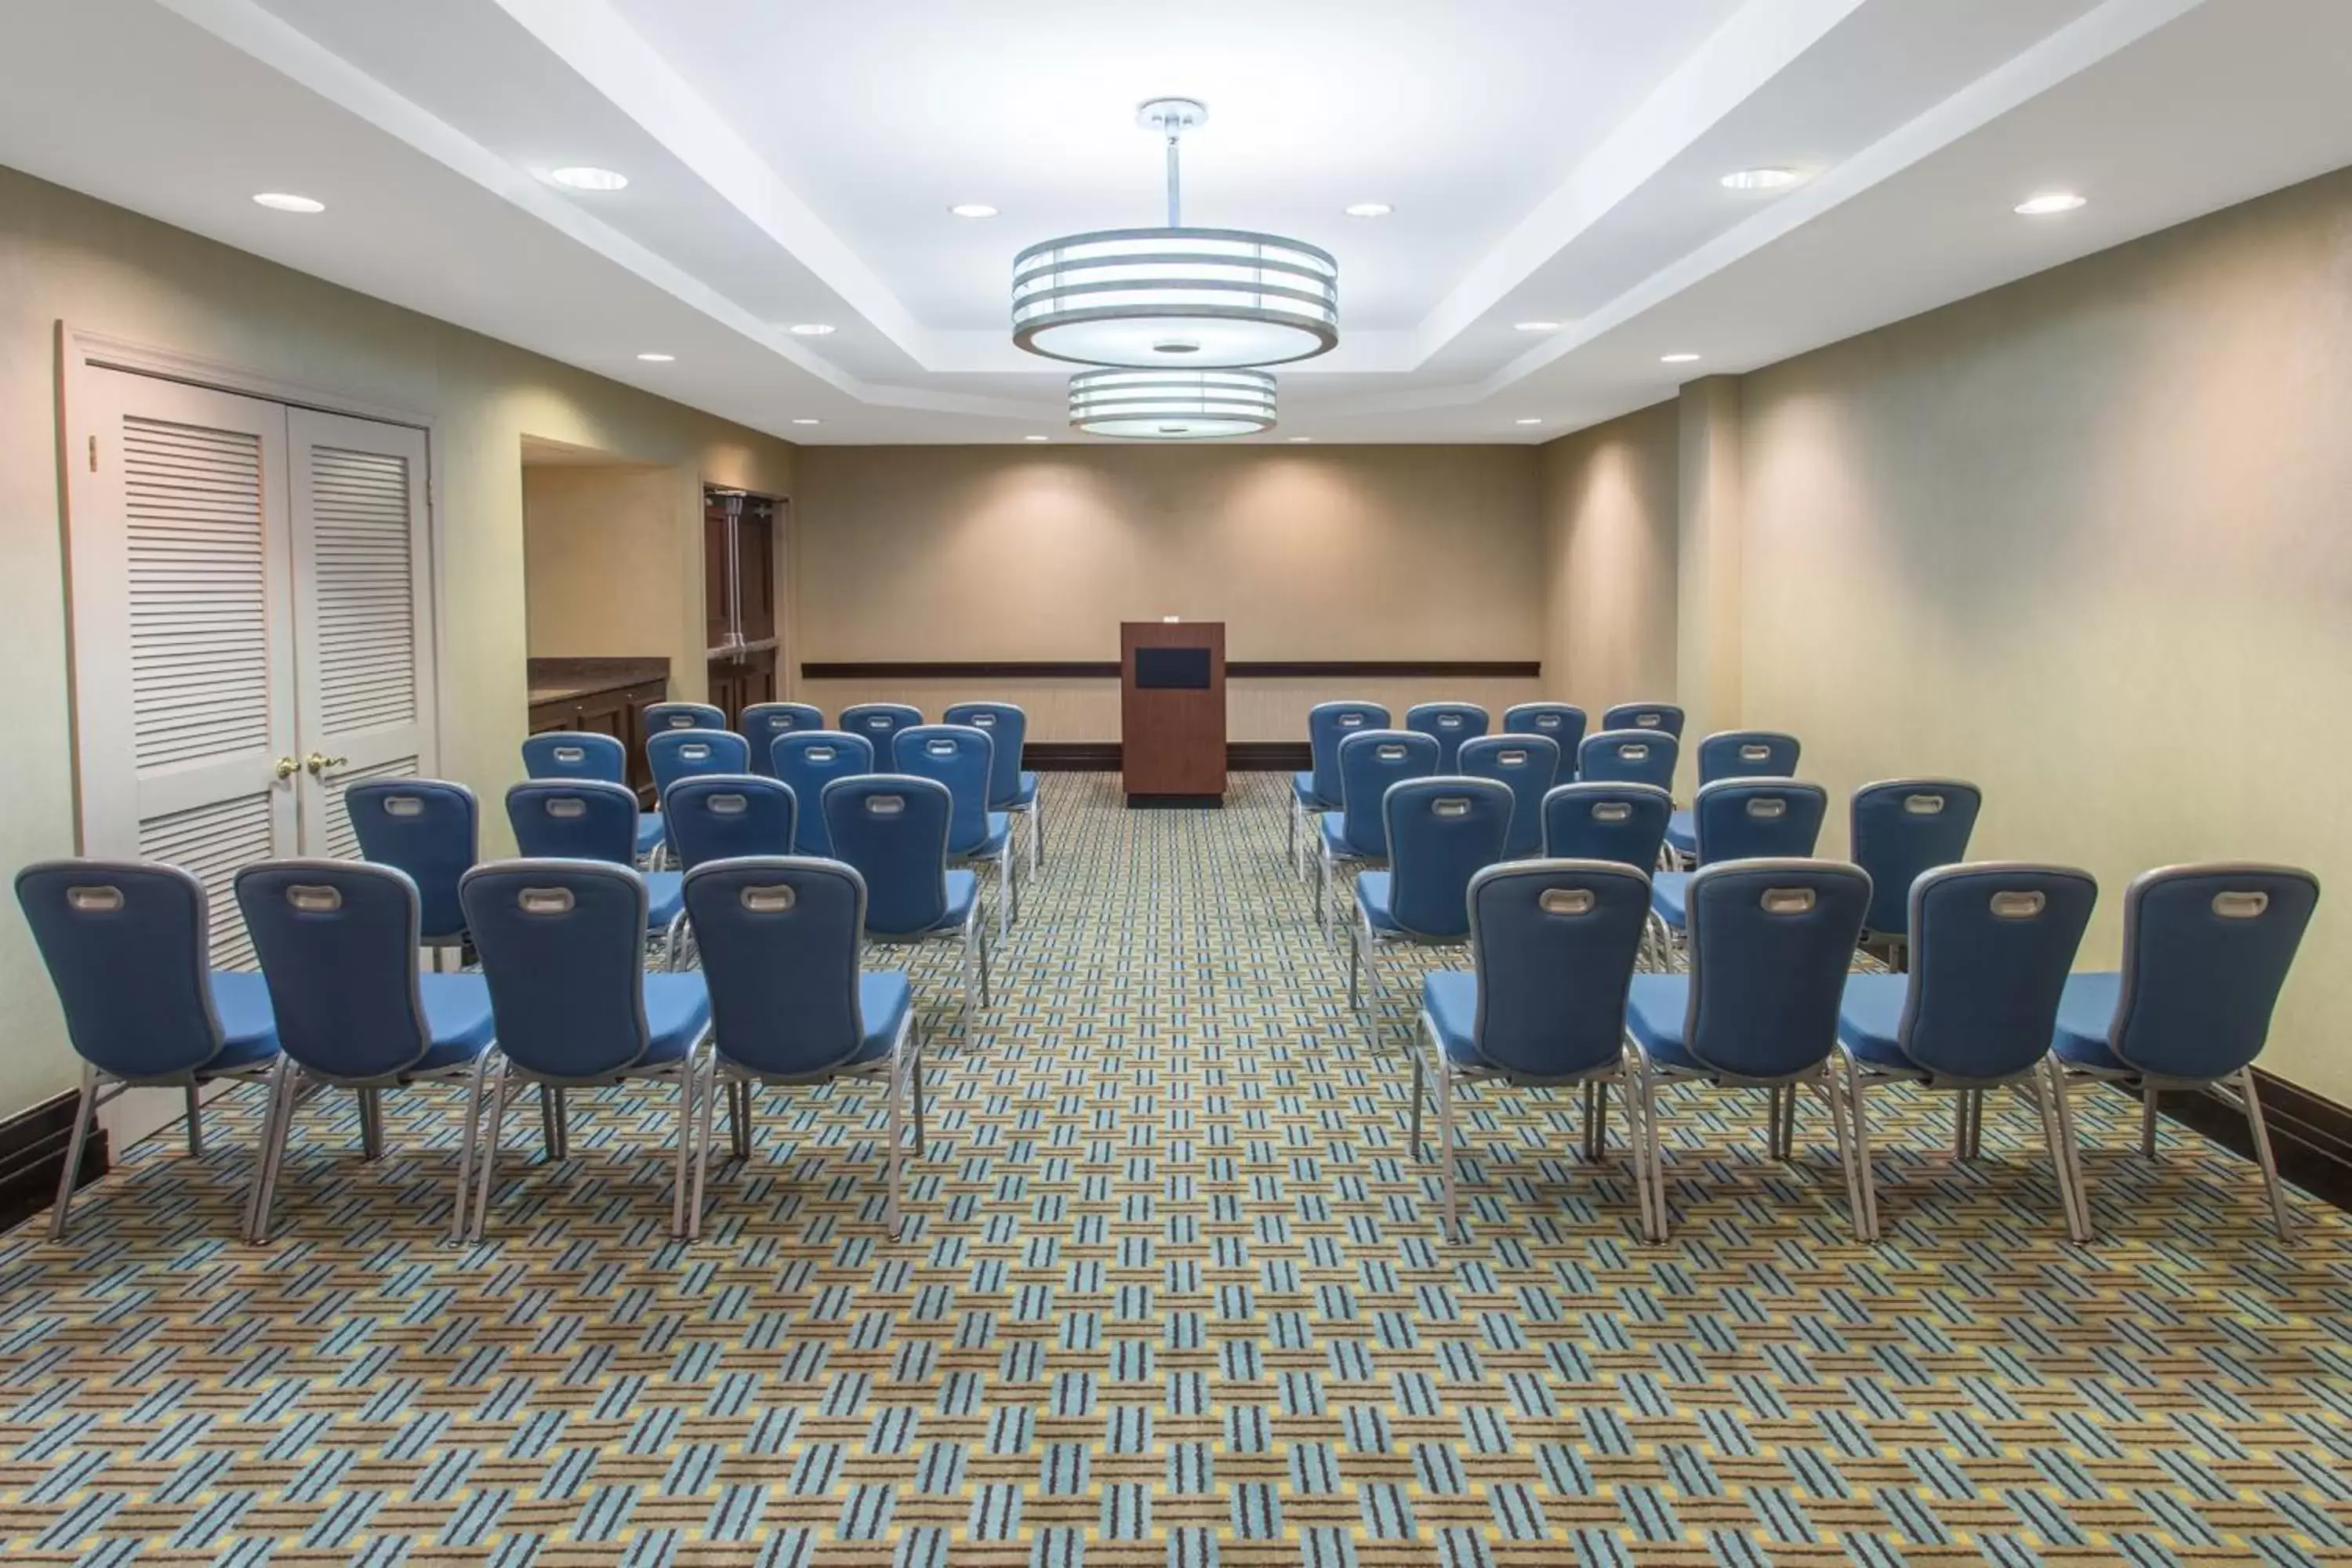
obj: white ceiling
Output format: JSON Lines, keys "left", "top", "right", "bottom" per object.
{"left": 2, "top": 0, "right": 2349, "bottom": 445}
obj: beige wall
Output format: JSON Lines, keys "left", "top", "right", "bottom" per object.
{"left": 794, "top": 444, "right": 1549, "bottom": 739}
{"left": 0, "top": 166, "right": 796, "bottom": 1118}
{"left": 1537, "top": 399, "right": 1680, "bottom": 714}
{"left": 523, "top": 463, "right": 698, "bottom": 664}
{"left": 1538, "top": 164, "right": 2352, "bottom": 1101}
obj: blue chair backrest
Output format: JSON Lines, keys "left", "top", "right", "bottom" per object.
{"left": 1404, "top": 703, "right": 1490, "bottom": 771}
{"left": 345, "top": 779, "right": 476, "bottom": 942}
{"left": 1464, "top": 860, "right": 1650, "bottom": 1078}
{"left": 644, "top": 702, "right": 725, "bottom": 736}
{"left": 1693, "top": 779, "right": 1828, "bottom": 866}
{"left": 506, "top": 779, "right": 638, "bottom": 865}
{"left": 1381, "top": 776, "right": 1515, "bottom": 938}
{"left": 821, "top": 775, "right": 955, "bottom": 937}
{"left": 894, "top": 724, "right": 996, "bottom": 855}
{"left": 460, "top": 860, "right": 655, "bottom": 1080}
{"left": 1900, "top": 864, "right": 2097, "bottom": 1081}
{"left": 2107, "top": 862, "right": 2321, "bottom": 1080}
{"left": 775, "top": 731, "right": 875, "bottom": 856}
{"left": 943, "top": 702, "right": 1029, "bottom": 808}
{"left": 1502, "top": 703, "right": 1586, "bottom": 761}
{"left": 1679, "top": 860, "right": 1871, "bottom": 1080}
{"left": 1305, "top": 702, "right": 1390, "bottom": 806}
{"left": 1541, "top": 783, "right": 1674, "bottom": 872}
{"left": 1601, "top": 702, "right": 1684, "bottom": 739}
{"left": 648, "top": 728, "right": 750, "bottom": 797}
{"left": 684, "top": 857, "right": 875, "bottom": 1078}
{"left": 235, "top": 860, "right": 432, "bottom": 1081}
{"left": 662, "top": 775, "right": 797, "bottom": 873}
{"left": 1335, "top": 730, "right": 1440, "bottom": 857}
{"left": 1458, "top": 735, "right": 1559, "bottom": 858}
{"left": 740, "top": 704, "right": 826, "bottom": 777}
{"left": 840, "top": 703, "right": 924, "bottom": 753}
{"left": 1852, "top": 779, "right": 1983, "bottom": 938}
{"left": 1697, "top": 730, "right": 1800, "bottom": 787}
{"left": 521, "top": 731, "right": 626, "bottom": 786}
{"left": 16, "top": 860, "right": 227, "bottom": 1081}
{"left": 1577, "top": 730, "right": 1679, "bottom": 792}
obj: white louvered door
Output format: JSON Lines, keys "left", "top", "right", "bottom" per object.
{"left": 287, "top": 410, "right": 435, "bottom": 854}
{"left": 69, "top": 371, "right": 300, "bottom": 969}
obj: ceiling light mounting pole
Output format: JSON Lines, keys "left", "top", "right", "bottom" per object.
{"left": 1138, "top": 96, "right": 1203, "bottom": 227}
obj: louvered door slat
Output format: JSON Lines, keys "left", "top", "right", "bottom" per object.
{"left": 307, "top": 446, "right": 417, "bottom": 735}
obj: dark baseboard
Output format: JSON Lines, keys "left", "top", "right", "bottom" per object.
{"left": 1025, "top": 742, "right": 1309, "bottom": 773}
{"left": 804, "top": 659, "right": 1539, "bottom": 682}
{"left": 2148, "top": 1069, "right": 2352, "bottom": 1213}
{"left": 0, "top": 1089, "right": 107, "bottom": 1234}
{"left": 1227, "top": 742, "right": 1312, "bottom": 771}
{"left": 1128, "top": 794, "right": 1225, "bottom": 809}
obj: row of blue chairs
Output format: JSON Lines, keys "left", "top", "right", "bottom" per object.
{"left": 1405, "top": 855, "right": 2317, "bottom": 1244}
{"left": 19, "top": 852, "right": 927, "bottom": 1243}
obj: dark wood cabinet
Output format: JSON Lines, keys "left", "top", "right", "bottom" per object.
{"left": 527, "top": 662, "right": 669, "bottom": 806}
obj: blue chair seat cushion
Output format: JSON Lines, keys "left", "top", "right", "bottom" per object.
{"left": 937, "top": 870, "right": 980, "bottom": 931}
{"left": 644, "top": 872, "right": 685, "bottom": 932}
{"left": 636, "top": 812, "right": 665, "bottom": 858}
{"left": 641, "top": 973, "right": 713, "bottom": 1065}
{"left": 1291, "top": 771, "right": 1332, "bottom": 809}
{"left": 205, "top": 971, "right": 281, "bottom": 1072}
{"left": 1421, "top": 971, "right": 1485, "bottom": 1068}
{"left": 851, "top": 972, "right": 914, "bottom": 1064}
{"left": 1625, "top": 974, "right": 1704, "bottom": 1071}
{"left": 414, "top": 975, "right": 497, "bottom": 1072}
{"left": 1008, "top": 773, "right": 1040, "bottom": 809}
{"left": 1665, "top": 809, "right": 1697, "bottom": 857}
{"left": 1320, "top": 813, "right": 1377, "bottom": 862}
{"left": 957, "top": 813, "right": 1013, "bottom": 860}
{"left": 1650, "top": 873, "right": 1691, "bottom": 931}
{"left": 1836, "top": 972, "right": 1917, "bottom": 1071}
{"left": 1355, "top": 871, "right": 1399, "bottom": 935}
{"left": 2053, "top": 971, "right": 2126, "bottom": 1073}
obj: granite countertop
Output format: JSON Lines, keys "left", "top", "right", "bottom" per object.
{"left": 527, "top": 656, "right": 671, "bottom": 706}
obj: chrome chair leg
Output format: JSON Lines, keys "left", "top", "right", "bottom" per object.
{"left": 470, "top": 1059, "right": 512, "bottom": 1243}
{"left": 245, "top": 1060, "right": 302, "bottom": 1245}
{"left": 909, "top": 1018, "right": 927, "bottom": 1156}
{"left": 50, "top": 1065, "right": 100, "bottom": 1242}
{"left": 1408, "top": 1035, "right": 1426, "bottom": 1160}
{"left": 689, "top": 1059, "right": 720, "bottom": 1236}
{"left": 670, "top": 1062, "right": 696, "bottom": 1242}
{"left": 2047, "top": 1062, "right": 2094, "bottom": 1236}
{"left": 452, "top": 1053, "right": 493, "bottom": 1244}
{"left": 1839, "top": 1050, "right": 1880, "bottom": 1242}
{"left": 884, "top": 1039, "right": 906, "bottom": 1240}
{"left": 2238, "top": 1068, "right": 2293, "bottom": 1241}
{"left": 1819, "top": 1065, "right": 1867, "bottom": 1243}
{"left": 2025, "top": 1060, "right": 2089, "bottom": 1243}
{"left": 1437, "top": 1051, "right": 1459, "bottom": 1243}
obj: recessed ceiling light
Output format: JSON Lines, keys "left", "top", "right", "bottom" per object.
{"left": 546, "top": 166, "right": 628, "bottom": 191}
{"left": 950, "top": 203, "right": 1000, "bottom": 219}
{"left": 1024, "top": 434, "right": 1051, "bottom": 442}
{"left": 1661, "top": 353, "right": 1701, "bottom": 364}
{"left": 1720, "top": 167, "right": 1802, "bottom": 191}
{"left": 789, "top": 323, "right": 837, "bottom": 337}
{"left": 2015, "top": 191, "right": 2086, "bottom": 216}
{"left": 252, "top": 193, "right": 325, "bottom": 213}
{"left": 1516, "top": 418, "right": 1544, "bottom": 426}
{"left": 635, "top": 352, "right": 675, "bottom": 362}
{"left": 1288, "top": 436, "right": 1314, "bottom": 443}
{"left": 1344, "top": 202, "right": 1393, "bottom": 219}
{"left": 791, "top": 419, "right": 821, "bottom": 426}
{"left": 1515, "top": 321, "right": 1562, "bottom": 333}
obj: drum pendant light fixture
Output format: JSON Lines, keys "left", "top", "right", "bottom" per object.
{"left": 1068, "top": 366, "right": 1277, "bottom": 440}
{"left": 1012, "top": 99, "right": 1339, "bottom": 370}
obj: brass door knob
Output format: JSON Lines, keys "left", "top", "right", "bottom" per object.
{"left": 304, "top": 753, "right": 349, "bottom": 776}
{"left": 274, "top": 757, "right": 299, "bottom": 780}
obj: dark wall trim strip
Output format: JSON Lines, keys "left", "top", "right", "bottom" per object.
{"left": 2150, "top": 1070, "right": 2352, "bottom": 1214}
{"left": 803, "top": 659, "right": 1540, "bottom": 681}
{"left": 1028, "top": 742, "right": 1309, "bottom": 773}
{"left": 0, "top": 1089, "right": 107, "bottom": 1234}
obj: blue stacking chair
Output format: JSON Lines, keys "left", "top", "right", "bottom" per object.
{"left": 684, "top": 857, "right": 925, "bottom": 1236}
{"left": 648, "top": 730, "right": 751, "bottom": 862}
{"left": 644, "top": 702, "right": 726, "bottom": 737}
{"left": 663, "top": 775, "right": 796, "bottom": 873}
{"left": 1837, "top": 864, "right": 2099, "bottom": 1242}
{"left": 822, "top": 775, "right": 991, "bottom": 1025}
{"left": 506, "top": 780, "right": 689, "bottom": 967}
{"left": 2051, "top": 862, "right": 2320, "bottom": 1240}
{"left": 895, "top": 725, "right": 1016, "bottom": 941}
{"left": 1623, "top": 860, "right": 1874, "bottom": 1242}
{"left": 1668, "top": 731, "right": 1802, "bottom": 862}
{"left": 1577, "top": 730, "right": 1679, "bottom": 794}
{"left": 16, "top": 861, "right": 283, "bottom": 1240}
{"left": 775, "top": 731, "right": 874, "bottom": 857}
{"left": 1600, "top": 702, "right": 1684, "bottom": 739}
{"left": 521, "top": 731, "right": 663, "bottom": 863}
{"left": 1501, "top": 704, "right": 1586, "bottom": 766}
{"left": 840, "top": 703, "right": 924, "bottom": 756}
{"left": 1649, "top": 780, "right": 1829, "bottom": 963}
{"left": 1404, "top": 702, "right": 1490, "bottom": 772}
{"left": 1460, "top": 735, "right": 1558, "bottom": 859}
{"left": 1541, "top": 782, "right": 1674, "bottom": 873}
{"left": 1317, "top": 730, "right": 1440, "bottom": 931}
{"left": 345, "top": 779, "right": 477, "bottom": 960}
{"left": 740, "top": 703, "right": 827, "bottom": 778}
{"left": 457, "top": 861, "right": 712, "bottom": 1240}
{"left": 234, "top": 861, "right": 499, "bottom": 1244}
{"left": 1350, "top": 776, "right": 1514, "bottom": 1050}
{"left": 1290, "top": 702, "right": 1389, "bottom": 879}
{"left": 946, "top": 702, "right": 1045, "bottom": 877}
{"left": 1414, "top": 861, "right": 1654, "bottom": 1240}
{"left": 1851, "top": 780, "right": 1983, "bottom": 960}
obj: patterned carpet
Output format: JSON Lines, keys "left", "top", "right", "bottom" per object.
{"left": 2, "top": 772, "right": 2349, "bottom": 1566}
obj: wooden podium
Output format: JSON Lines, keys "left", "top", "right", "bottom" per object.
{"left": 1120, "top": 620, "right": 1226, "bottom": 808}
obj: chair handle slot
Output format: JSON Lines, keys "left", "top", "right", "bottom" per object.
{"left": 384, "top": 795, "right": 425, "bottom": 818}
{"left": 551, "top": 746, "right": 586, "bottom": 764}
{"left": 742, "top": 884, "right": 797, "bottom": 913}
{"left": 1497, "top": 750, "right": 1528, "bottom": 766}
{"left": 1745, "top": 798, "right": 1788, "bottom": 819}
{"left": 1592, "top": 803, "right": 1632, "bottom": 822}
{"left": 806, "top": 746, "right": 837, "bottom": 763}
{"left": 1433, "top": 797, "right": 1471, "bottom": 818}
{"left": 2213, "top": 890, "right": 2270, "bottom": 919}
{"left": 1338, "top": 714, "right": 1366, "bottom": 728}
{"left": 518, "top": 887, "right": 575, "bottom": 914}
{"left": 1738, "top": 744, "right": 1771, "bottom": 761}
{"left": 1632, "top": 713, "right": 1663, "bottom": 728}
{"left": 66, "top": 886, "right": 123, "bottom": 913}
{"left": 1436, "top": 715, "right": 1464, "bottom": 728}
{"left": 709, "top": 793, "right": 749, "bottom": 815}
{"left": 1534, "top": 715, "right": 1561, "bottom": 728}
{"left": 679, "top": 745, "right": 712, "bottom": 761}
{"left": 1540, "top": 887, "right": 1596, "bottom": 915}
{"left": 1989, "top": 890, "right": 2045, "bottom": 919}
{"left": 546, "top": 797, "right": 587, "bottom": 818}
{"left": 927, "top": 740, "right": 957, "bottom": 756}
{"left": 1617, "top": 744, "right": 1649, "bottom": 760}
{"left": 971, "top": 714, "right": 995, "bottom": 726}
{"left": 1375, "top": 745, "right": 1406, "bottom": 761}
{"left": 663, "top": 715, "right": 695, "bottom": 728}
{"left": 1903, "top": 793, "right": 1945, "bottom": 815}
{"left": 287, "top": 884, "right": 342, "bottom": 913}
{"left": 1761, "top": 887, "right": 1816, "bottom": 914}
{"left": 866, "top": 795, "right": 906, "bottom": 816}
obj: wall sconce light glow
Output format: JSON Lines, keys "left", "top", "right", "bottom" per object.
{"left": 950, "top": 203, "right": 1000, "bottom": 219}
{"left": 1720, "top": 167, "right": 1801, "bottom": 191}
{"left": 2015, "top": 191, "right": 2087, "bottom": 216}
{"left": 789, "top": 323, "right": 837, "bottom": 337}
{"left": 1514, "top": 321, "right": 1563, "bottom": 333}
{"left": 635, "top": 353, "right": 675, "bottom": 362}
{"left": 1515, "top": 418, "right": 1544, "bottom": 426}
{"left": 1344, "top": 202, "right": 1393, "bottom": 219}
{"left": 1287, "top": 436, "right": 1314, "bottom": 443}
{"left": 791, "top": 419, "right": 822, "bottom": 426}
{"left": 1024, "top": 434, "right": 1051, "bottom": 442}
{"left": 1661, "top": 353, "right": 1701, "bottom": 364}
{"left": 252, "top": 193, "right": 325, "bottom": 213}
{"left": 546, "top": 166, "right": 628, "bottom": 191}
